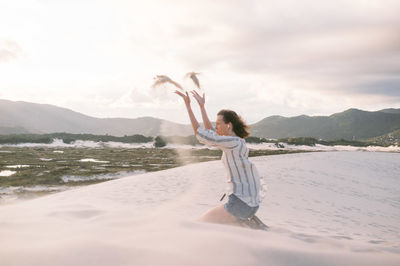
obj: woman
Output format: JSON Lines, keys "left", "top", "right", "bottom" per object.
{"left": 175, "top": 90, "right": 263, "bottom": 227}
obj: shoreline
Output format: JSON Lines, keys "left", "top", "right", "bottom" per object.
{"left": 0, "top": 147, "right": 311, "bottom": 205}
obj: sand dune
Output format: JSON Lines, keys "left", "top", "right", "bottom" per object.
{"left": 0, "top": 151, "right": 399, "bottom": 265}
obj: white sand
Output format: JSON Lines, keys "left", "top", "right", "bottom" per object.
{"left": 0, "top": 151, "right": 399, "bottom": 266}
{"left": 6, "top": 165, "right": 30, "bottom": 168}
{"left": 0, "top": 170, "right": 16, "bottom": 177}
{"left": 79, "top": 158, "right": 110, "bottom": 163}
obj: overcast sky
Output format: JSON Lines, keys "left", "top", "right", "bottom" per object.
{"left": 0, "top": 0, "right": 399, "bottom": 124}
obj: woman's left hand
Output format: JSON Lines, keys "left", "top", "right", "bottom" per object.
{"left": 191, "top": 90, "right": 205, "bottom": 107}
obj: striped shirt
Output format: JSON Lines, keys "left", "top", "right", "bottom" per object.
{"left": 196, "top": 126, "right": 261, "bottom": 207}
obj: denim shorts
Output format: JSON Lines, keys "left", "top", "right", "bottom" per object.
{"left": 224, "top": 194, "right": 259, "bottom": 221}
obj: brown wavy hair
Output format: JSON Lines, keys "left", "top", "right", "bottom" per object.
{"left": 217, "top": 109, "right": 250, "bottom": 138}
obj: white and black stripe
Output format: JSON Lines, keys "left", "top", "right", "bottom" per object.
{"left": 196, "top": 127, "right": 261, "bottom": 207}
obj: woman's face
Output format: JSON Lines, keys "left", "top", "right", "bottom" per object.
{"left": 216, "top": 115, "right": 230, "bottom": 136}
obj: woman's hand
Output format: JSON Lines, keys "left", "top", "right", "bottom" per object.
{"left": 174, "top": 90, "right": 200, "bottom": 134}
{"left": 174, "top": 90, "right": 191, "bottom": 106}
{"left": 192, "top": 90, "right": 211, "bottom": 129}
{"left": 191, "top": 90, "right": 205, "bottom": 107}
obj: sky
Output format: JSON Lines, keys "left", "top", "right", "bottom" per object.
{"left": 0, "top": 0, "right": 399, "bottom": 124}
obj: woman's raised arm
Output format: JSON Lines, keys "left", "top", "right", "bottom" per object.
{"left": 174, "top": 90, "right": 200, "bottom": 135}
{"left": 191, "top": 91, "right": 213, "bottom": 130}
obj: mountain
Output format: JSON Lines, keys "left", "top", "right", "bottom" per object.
{"left": 1, "top": 99, "right": 399, "bottom": 140}
{"left": 0, "top": 99, "right": 192, "bottom": 136}
{"left": 379, "top": 108, "right": 400, "bottom": 114}
{"left": 0, "top": 126, "right": 31, "bottom": 134}
{"left": 366, "top": 128, "right": 400, "bottom": 145}
{"left": 250, "top": 108, "right": 400, "bottom": 140}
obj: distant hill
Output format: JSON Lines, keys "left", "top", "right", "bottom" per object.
{"left": 0, "top": 126, "right": 31, "bottom": 134}
{"left": 366, "top": 129, "right": 400, "bottom": 146}
{"left": 379, "top": 108, "right": 400, "bottom": 114}
{"left": 0, "top": 99, "right": 192, "bottom": 136}
{"left": 250, "top": 108, "right": 400, "bottom": 140}
{"left": 1, "top": 99, "right": 399, "bottom": 141}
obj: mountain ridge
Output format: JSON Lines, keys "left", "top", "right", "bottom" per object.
{"left": 1, "top": 99, "right": 399, "bottom": 140}
{"left": 0, "top": 99, "right": 192, "bottom": 136}
{"left": 251, "top": 108, "right": 400, "bottom": 140}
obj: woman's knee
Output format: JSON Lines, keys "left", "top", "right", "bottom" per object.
{"left": 198, "top": 205, "right": 238, "bottom": 224}
{"left": 198, "top": 206, "right": 220, "bottom": 222}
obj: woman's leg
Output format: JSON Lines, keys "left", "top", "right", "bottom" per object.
{"left": 197, "top": 205, "right": 240, "bottom": 225}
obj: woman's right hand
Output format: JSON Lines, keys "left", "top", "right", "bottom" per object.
{"left": 174, "top": 90, "right": 191, "bottom": 106}
{"left": 191, "top": 90, "right": 205, "bottom": 107}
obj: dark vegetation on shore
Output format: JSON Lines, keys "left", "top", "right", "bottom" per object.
{"left": 0, "top": 133, "right": 393, "bottom": 147}
{"left": 366, "top": 129, "right": 400, "bottom": 146}
{"left": 0, "top": 147, "right": 309, "bottom": 188}
{"left": 0, "top": 133, "right": 153, "bottom": 145}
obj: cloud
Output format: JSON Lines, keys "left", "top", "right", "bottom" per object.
{"left": 351, "top": 77, "right": 400, "bottom": 97}
{"left": 0, "top": 39, "right": 22, "bottom": 62}
{"left": 155, "top": 0, "right": 400, "bottom": 101}
{"left": 1, "top": 0, "right": 399, "bottom": 123}
{"left": 110, "top": 88, "right": 153, "bottom": 108}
